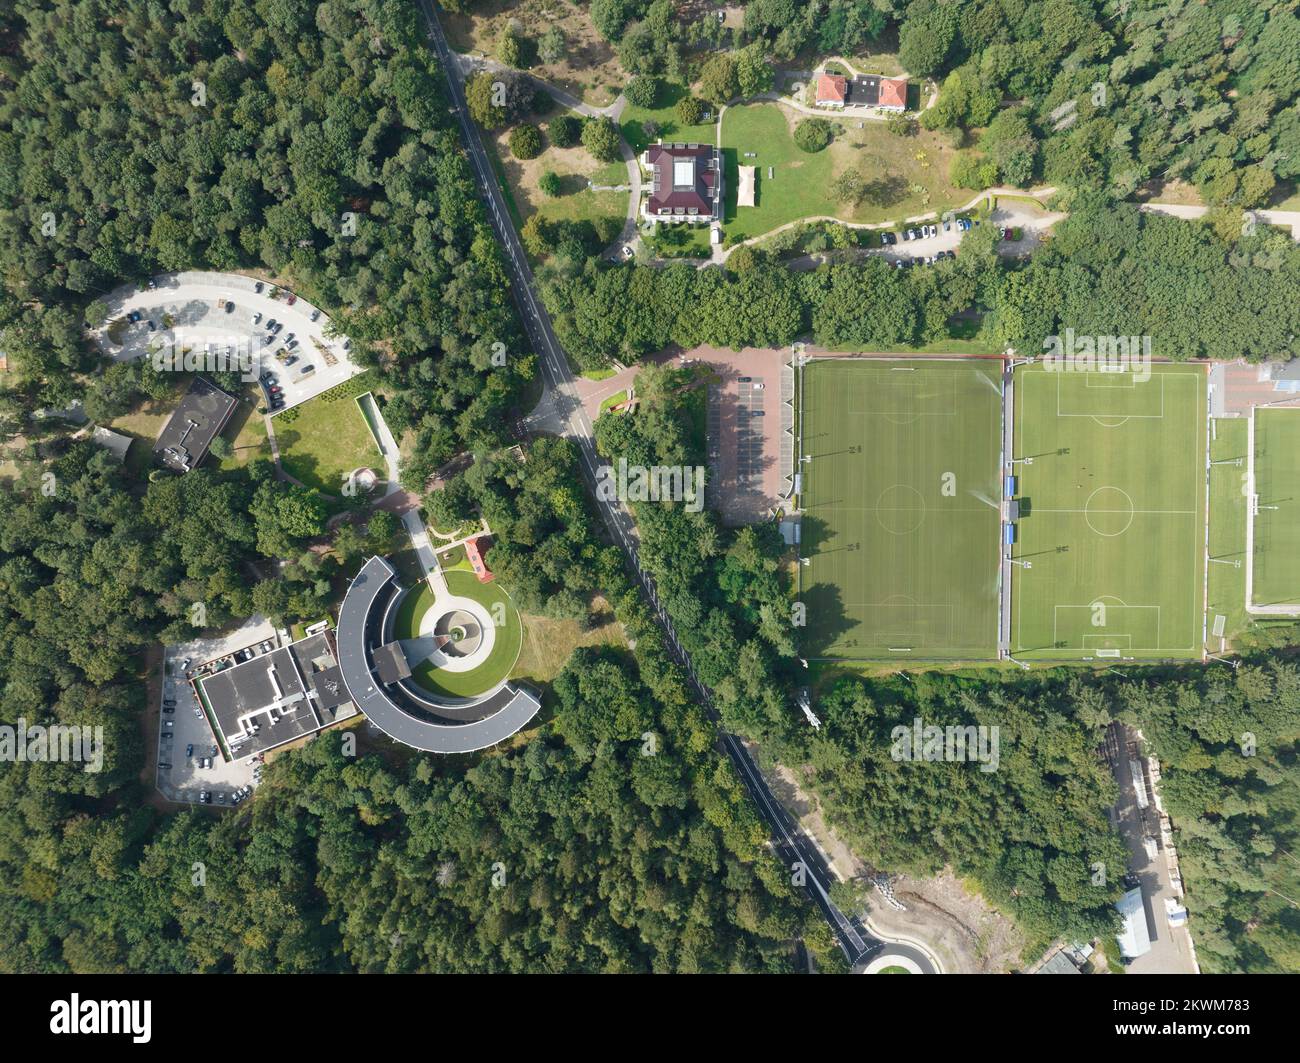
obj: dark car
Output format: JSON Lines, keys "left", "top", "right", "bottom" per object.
{"left": 310, "top": 310, "right": 320, "bottom": 322}
{"left": 300, "top": 364, "right": 315, "bottom": 375}
{"left": 186, "top": 744, "right": 194, "bottom": 757}
{"left": 254, "top": 281, "right": 264, "bottom": 293}
{"left": 287, "top": 294, "right": 297, "bottom": 305}
{"left": 284, "top": 355, "right": 297, "bottom": 366}
{"left": 127, "top": 310, "right": 143, "bottom": 323}
{"left": 285, "top": 333, "right": 295, "bottom": 343}
{"left": 199, "top": 791, "right": 211, "bottom": 804}
{"left": 225, "top": 301, "right": 235, "bottom": 313}
{"left": 162, "top": 705, "right": 174, "bottom": 714}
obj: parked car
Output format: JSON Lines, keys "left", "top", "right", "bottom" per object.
{"left": 300, "top": 363, "right": 315, "bottom": 376}
{"left": 273, "top": 322, "right": 284, "bottom": 334}
{"left": 287, "top": 294, "right": 297, "bottom": 305}
{"left": 127, "top": 310, "right": 143, "bottom": 323}
{"left": 738, "top": 376, "right": 751, "bottom": 382}
{"left": 283, "top": 355, "right": 297, "bottom": 366}
{"left": 146, "top": 278, "right": 157, "bottom": 290}
{"left": 286, "top": 339, "right": 298, "bottom": 350}
{"left": 194, "top": 706, "right": 202, "bottom": 718}
{"left": 162, "top": 705, "right": 174, "bottom": 714}
{"left": 255, "top": 281, "right": 264, "bottom": 293}
{"left": 253, "top": 312, "right": 262, "bottom": 324}
{"left": 158, "top": 763, "right": 172, "bottom": 770}
{"left": 186, "top": 744, "right": 193, "bottom": 757}
{"left": 902, "top": 229, "right": 915, "bottom": 241}
{"left": 225, "top": 300, "right": 235, "bottom": 313}
{"left": 285, "top": 332, "right": 295, "bottom": 343}
{"left": 753, "top": 382, "right": 765, "bottom": 390}
{"left": 163, "top": 720, "right": 174, "bottom": 729}
{"left": 199, "top": 791, "right": 211, "bottom": 804}
{"left": 146, "top": 320, "right": 156, "bottom": 331}
{"left": 266, "top": 318, "right": 277, "bottom": 330}
{"left": 310, "top": 309, "right": 321, "bottom": 321}
{"left": 880, "top": 231, "right": 896, "bottom": 246}
{"left": 342, "top": 339, "right": 351, "bottom": 351}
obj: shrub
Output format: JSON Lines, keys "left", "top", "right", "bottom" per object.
{"left": 509, "top": 124, "right": 543, "bottom": 159}
{"left": 675, "top": 95, "right": 703, "bottom": 125}
{"left": 539, "top": 171, "right": 562, "bottom": 197}
{"left": 625, "top": 75, "right": 659, "bottom": 108}
{"left": 794, "top": 117, "right": 833, "bottom": 153}
{"left": 549, "top": 114, "right": 580, "bottom": 148}
{"left": 581, "top": 116, "right": 622, "bottom": 162}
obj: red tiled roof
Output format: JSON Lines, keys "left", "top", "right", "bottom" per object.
{"left": 880, "top": 77, "right": 908, "bottom": 109}
{"left": 816, "top": 74, "right": 847, "bottom": 103}
{"left": 464, "top": 536, "right": 494, "bottom": 583}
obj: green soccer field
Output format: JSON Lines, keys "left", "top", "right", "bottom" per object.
{"left": 800, "top": 359, "right": 1002, "bottom": 659}
{"left": 1010, "top": 364, "right": 1207, "bottom": 659}
{"left": 1249, "top": 408, "right": 1300, "bottom": 610}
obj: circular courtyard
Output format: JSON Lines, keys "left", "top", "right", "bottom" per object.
{"left": 392, "top": 569, "right": 523, "bottom": 699}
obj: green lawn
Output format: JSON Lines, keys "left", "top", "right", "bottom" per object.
{"left": 273, "top": 393, "right": 381, "bottom": 500}
{"left": 800, "top": 359, "right": 1003, "bottom": 659}
{"left": 720, "top": 102, "right": 967, "bottom": 241}
{"left": 392, "top": 570, "right": 523, "bottom": 699}
{"left": 1206, "top": 418, "right": 1249, "bottom": 648}
{"left": 619, "top": 82, "right": 718, "bottom": 155}
{"left": 1010, "top": 364, "right": 1207, "bottom": 660}
{"left": 1249, "top": 408, "right": 1300, "bottom": 609}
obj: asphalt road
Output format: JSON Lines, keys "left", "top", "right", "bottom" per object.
{"left": 414, "top": 0, "right": 895, "bottom": 967}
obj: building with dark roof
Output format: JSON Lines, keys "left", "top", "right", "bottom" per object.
{"left": 336, "top": 556, "right": 540, "bottom": 753}
{"left": 193, "top": 630, "right": 357, "bottom": 760}
{"left": 642, "top": 142, "right": 722, "bottom": 224}
{"left": 153, "top": 376, "right": 237, "bottom": 473}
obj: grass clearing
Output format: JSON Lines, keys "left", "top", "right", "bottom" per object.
{"left": 620, "top": 81, "right": 718, "bottom": 155}
{"left": 512, "top": 604, "right": 626, "bottom": 685}
{"left": 274, "top": 392, "right": 381, "bottom": 500}
{"left": 720, "top": 102, "right": 966, "bottom": 241}
{"left": 800, "top": 358, "right": 1003, "bottom": 659}
{"left": 1010, "top": 364, "right": 1207, "bottom": 660}
{"left": 441, "top": 0, "right": 623, "bottom": 106}
{"left": 1249, "top": 408, "right": 1300, "bottom": 609}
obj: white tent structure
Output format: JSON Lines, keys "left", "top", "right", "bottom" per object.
{"left": 737, "top": 165, "right": 756, "bottom": 207}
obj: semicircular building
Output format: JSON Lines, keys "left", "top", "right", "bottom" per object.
{"left": 337, "top": 556, "right": 540, "bottom": 753}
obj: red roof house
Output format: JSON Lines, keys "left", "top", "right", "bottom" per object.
{"left": 879, "top": 77, "right": 909, "bottom": 112}
{"left": 815, "top": 74, "right": 848, "bottom": 108}
{"left": 464, "top": 536, "right": 494, "bottom": 583}
{"left": 641, "top": 142, "right": 723, "bottom": 223}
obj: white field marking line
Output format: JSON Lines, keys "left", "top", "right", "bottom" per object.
{"left": 1031, "top": 507, "right": 1196, "bottom": 515}
{"left": 1082, "top": 633, "right": 1133, "bottom": 649}
{"left": 1053, "top": 603, "right": 1161, "bottom": 651}
{"left": 1085, "top": 372, "right": 1137, "bottom": 389}
{"left": 1051, "top": 602, "right": 1194, "bottom": 652}
{"left": 1052, "top": 372, "right": 1167, "bottom": 419}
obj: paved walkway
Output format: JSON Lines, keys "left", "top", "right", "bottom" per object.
{"left": 1141, "top": 202, "right": 1300, "bottom": 240}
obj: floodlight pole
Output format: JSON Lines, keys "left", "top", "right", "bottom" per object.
{"left": 1009, "top": 558, "right": 1032, "bottom": 569}
{"left": 1209, "top": 458, "right": 1242, "bottom": 467}
{"left": 1009, "top": 456, "right": 1034, "bottom": 467}
{"left": 1208, "top": 557, "right": 1242, "bottom": 568}
{"left": 1207, "top": 653, "right": 1240, "bottom": 670}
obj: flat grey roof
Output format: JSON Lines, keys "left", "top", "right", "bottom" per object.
{"left": 154, "top": 376, "right": 237, "bottom": 473}
{"left": 195, "top": 632, "right": 351, "bottom": 759}
{"left": 336, "top": 556, "right": 541, "bottom": 753}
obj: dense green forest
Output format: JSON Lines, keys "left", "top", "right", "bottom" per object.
{"left": 0, "top": 0, "right": 530, "bottom": 480}
{"left": 0, "top": 421, "right": 828, "bottom": 974}
{"left": 543, "top": 204, "right": 1300, "bottom": 369}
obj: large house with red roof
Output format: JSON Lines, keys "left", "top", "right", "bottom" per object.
{"left": 641, "top": 141, "right": 723, "bottom": 224}
{"left": 815, "top": 71, "right": 910, "bottom": 113}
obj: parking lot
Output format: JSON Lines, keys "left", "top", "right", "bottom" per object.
{"left": 94, "top": 271, "right": 364, "bottom": 413}
{"left": 157, "top": 618, "right": 278, "bottom": 807}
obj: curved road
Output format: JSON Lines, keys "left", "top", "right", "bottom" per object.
{"left": 414, "top": 0, "right": 929, "bottom": 969}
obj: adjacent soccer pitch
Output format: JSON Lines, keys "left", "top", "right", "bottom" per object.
{"left": 1248, "top": 408, "right": 1300, "bottom": 612}
{"left": 800, "top": 359, "right": 1002, "bottom": 659}
{"left": 1010, "top": 364, "right": 1207, "bottom": 659}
